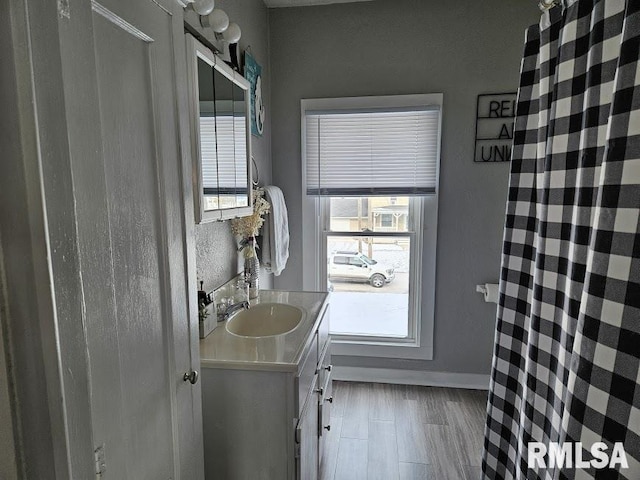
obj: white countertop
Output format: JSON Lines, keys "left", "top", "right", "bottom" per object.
{"left": 199, "top": 290, "right": 329, "bottom": 372}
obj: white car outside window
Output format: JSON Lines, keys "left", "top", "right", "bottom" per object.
{"left": 328, "top": 252, "right": 395, "bottom": 288}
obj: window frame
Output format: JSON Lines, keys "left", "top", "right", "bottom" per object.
{"left": 301, "top": 94, "right": 442, "bottom": 360}
{"left": 320, "top": 196, "right": 424, "bottom": 347}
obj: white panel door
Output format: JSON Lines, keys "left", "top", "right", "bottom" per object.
{"left": 63, "top": 0, "right": 203, "bottom": 478}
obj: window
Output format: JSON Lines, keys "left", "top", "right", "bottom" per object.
{"left": 301, "top": 95, "right": 442, "bottom": 360}
{"left": 379, "top": 213, "right": 393, "bottom": 228}
{"left": 325, "top": 196, "right": 415, "bottom": 338}
{"left": 333, "top": 256, "right": 349, "bottom": 265}
{"left": 348, "top": 256, "right": 365, "bottom": 267}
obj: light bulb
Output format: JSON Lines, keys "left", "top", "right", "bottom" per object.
{"left": 192, "top": 0, "right": 214, "bottom": 16}
{"left": 222, "top": 22, "right": 241, "bottom": 44}
{"left": 205, "top": 9, "right": 229, "bottom": 33}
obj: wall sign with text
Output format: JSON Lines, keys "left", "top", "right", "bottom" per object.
{"left": 474, "top": 93, "right": 517, "bottom": 162}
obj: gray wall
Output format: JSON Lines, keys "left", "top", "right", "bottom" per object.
{"left": 0, "top": 272, "right": 18, "bottom": 479}
{"left": 185, "top": 0, "right": 274, "bottom": 292}
{"left": 0, "top": 6, "right": 20, "bottom": 476}
{"left": 269, "top": 0, "right": 538, "bottom": 375}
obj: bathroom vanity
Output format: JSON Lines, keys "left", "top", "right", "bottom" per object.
{"left": 199, "top": 290, "right": 332, "bottom": 480}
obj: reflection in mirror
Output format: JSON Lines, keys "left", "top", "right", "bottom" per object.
{"left": 214, "top": 68, "right": 237, "bottom": 210}
{"left": 233, "top": 82, "right": 249, "bottom": 207}
{"left": 188, "top": 34, "right": 253, "bottom": 223}
{"left": 197, "top": 58, "right": 219, "bottom": 211}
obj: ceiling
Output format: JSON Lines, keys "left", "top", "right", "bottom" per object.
{"left": 263, "top": 0, "right": 373, "bottom": 7}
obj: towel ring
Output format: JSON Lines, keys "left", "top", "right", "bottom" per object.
{"left": 251, "top": 156, "right": 259, "bottom": 186}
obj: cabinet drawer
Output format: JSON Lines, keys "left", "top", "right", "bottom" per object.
{"left": 319, "top": 371, "right": 332, "bottom": 435}
{"left": 318, "top": 346, "right": 332, "bottom": 437}
{"left": 318, "top": 367, "right": 333, "bottom": 476}
{"left": 317, "top": 346, "right": 332, "bottom": 391}
{"left": 297, "top": 333, "right": 318, "bottom": 412}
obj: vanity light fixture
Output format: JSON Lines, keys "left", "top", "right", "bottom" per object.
{"left": 191, "top": 0, "right": 215, "bottom": 16}
{"left": 197, "top": 7, "right": 242, "bottom": 44}
{"left": 201, "top": 8, "right": 229, "bottom": 33}
{"left": 222, "top": 22, "right": 242, "bottom": 44}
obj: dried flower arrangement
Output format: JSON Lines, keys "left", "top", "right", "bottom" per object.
{"left": 230, "top": 188, "right": 271, "bottom": 258}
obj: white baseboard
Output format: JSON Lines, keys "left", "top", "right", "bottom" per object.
{"left": 333, "top": 366, "right": 490, "bottom": 390}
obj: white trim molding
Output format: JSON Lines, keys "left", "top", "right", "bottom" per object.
{"left": 333, "top": 366, "right": 491, "bottom": 390}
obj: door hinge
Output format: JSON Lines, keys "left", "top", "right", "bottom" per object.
{"left": 94, "top": 444, "right": 106, "bottom": 477}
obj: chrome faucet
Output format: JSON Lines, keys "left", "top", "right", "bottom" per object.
{"left": 216, "top": 299, "right": 250, "bottom": 322}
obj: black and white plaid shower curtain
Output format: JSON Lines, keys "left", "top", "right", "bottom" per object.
{"left": 482, "top": 1, "right": 640, "bottom": 479}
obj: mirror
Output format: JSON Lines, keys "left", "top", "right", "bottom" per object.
{"left": 187, "top": 34, "right": 252, "bottom": 223}
{"left": 214, "top": 65, "right": 236, "bottom": 210}
{"left": 197, "top": 57, "right": 219, "bottom": 211}
{"left": 233, "top": 82, "right": 249, "bottom": 208}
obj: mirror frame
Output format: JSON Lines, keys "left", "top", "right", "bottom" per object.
{"left": 186, "top": 33, "right": 253, "bottom": 223}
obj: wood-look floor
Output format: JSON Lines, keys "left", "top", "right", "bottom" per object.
{"left": 320, "top": 382, "right": 488, "bottom": 480}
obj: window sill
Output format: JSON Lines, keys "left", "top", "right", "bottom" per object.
{"left": 331, "top": 337, "right": 433, "bottom": 360}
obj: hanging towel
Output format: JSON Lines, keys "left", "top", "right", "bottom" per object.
{"left": 261, "top": 185, "right": 289, "bottom": 276}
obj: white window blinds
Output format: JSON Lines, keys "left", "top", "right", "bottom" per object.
{"left": 305, "top": 107, "right": 440, "bottom": 196}
{"left": 200, "top": 115, "right": 247, "bottom": 194}
{"left": 200, "top": 117, "right": 218, "bottom": 191}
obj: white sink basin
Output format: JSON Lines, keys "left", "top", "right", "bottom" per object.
{"left": 226, "top": 303, "right": 303, "bottom": 338}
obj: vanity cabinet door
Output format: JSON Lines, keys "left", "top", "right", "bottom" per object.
{"left": 318, "top": 380, "right": 333, "bottom": 478}
{"left": 296, "top": 379, "right": 319, "bottom": 480}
